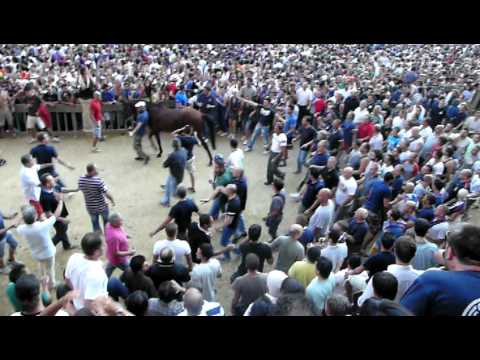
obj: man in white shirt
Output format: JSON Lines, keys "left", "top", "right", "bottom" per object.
{"left": 358, "top": 236, "right": 421, "bottom": 306}
{"left": 65, "top": 232, "right": 109, "bottom": 311}
{"left": 353, "top": 100, "right": 369, "bottom": 125}
{"left": 308, "top": 189, "right": 335, "bottom": 240}
{"left": 227, "top": 138, "right": 244, "bottom": 171}
{"left": 321, "top": 229, "right": 348, "bottom": 273}
{"left": 17, "top": 198, "right": 64, "bottom": 290}
{"left": 464, "top": 111, "right": 480, "bottom": 133}
{"left": 296, "top": 81, "right": 313, "bottom": 128}
{"left": 153, "top": 223, "right": 193, "bottom": 271}
{"left": 189, "top": 243, "right": 222, "bottom": 302}
{"left": 334, "top": 167, "right": 358, "bottom": 221}
{"left": 265, "top": 122, "right": 287, "bottom": 186}
{"left": 20, "top": 154, "right": 53, "bottom": 217}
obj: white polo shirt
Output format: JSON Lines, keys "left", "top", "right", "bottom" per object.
{"left": 335, "top": 175, "right": 358, "bottom": 206}
{"left": 271, "top": 133, "right": 287, "bottom": 153}
{"left": 296, "top": 87, "right": 313, "bottom": 106}
{"left": 20, "top": 164, "right": 42, "bottom": 202}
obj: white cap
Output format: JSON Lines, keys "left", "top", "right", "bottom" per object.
{"left": 135, "top": 101, "right": 146, "bottom": 108}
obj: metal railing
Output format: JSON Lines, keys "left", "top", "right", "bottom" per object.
{"left": 12, "top": 103, "right": 131, "bottom": 133}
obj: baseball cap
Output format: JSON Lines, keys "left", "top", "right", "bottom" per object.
{"left": 135, "top": 101, "right": 146, "bottom": 108}
{"left": 214, "top": 154, "right": 224, "bottom": 165}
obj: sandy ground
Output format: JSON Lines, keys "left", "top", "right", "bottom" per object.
{"left": 0, "top": 131, "right": 305, "bottom": 315}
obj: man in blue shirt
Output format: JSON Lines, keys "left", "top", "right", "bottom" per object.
{"left": 175, "top": 85, "right": 188, "bottom": 107}
{"left": 30, "top": 132, "right": 75, "bottom": 190}
{"left": 282, "top": 104, "right": 297, "bottom": 146}
{"left": 401, "top": 223, "right": 480, "bottom": 316}
{"left": 129, "top": 101, "right": 150, "bottom": 165}
{"left": 362, "top": 172, "right": 394, "bottom": 250}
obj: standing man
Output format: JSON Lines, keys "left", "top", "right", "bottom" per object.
{"left": 265, "top": 122, "right": 287, "bottom": 186}
{"left": 172, "top": 125, "right": 199, "bottom": 192}
{"left": 161, "top": 138, "right": 187, "bottom": 207}
{"left": 189, "top": 243, "right": 222, "bottom": 302}
{"left": 219, "top": 184, "right": 242, "bottom": 261}
{"left": 296, "top": 81, "right": 313, "bottom": 129}
{"left": 195, "top": 86, "right": 217, "bottom": 150}
{"left": 17, "top": 200, "right": 63, "bottom": 290}
{"left": 270, "top": 224, "right": 305, "bottom": 273}
{"left": 150, "top": 184, "right": 199, "bottom": 240}
{"left": 0, "top": 209, "right": 20, "bottom": 274}
{"left": 293, "top": 116, "right": 317, "bottom": 174}
{"left": 20, "top": 154, "right": 53, "bottom": 218}
{"left": 30, "top": 132, "right": 75, "bottom": 190}
{"left": 39, "top": 174, "right": 76, "bottom": 251}
{"left": 307, "top": 189, "right": 335, "bottom": 240}
{"left": 89, "top": 91, "right": 103, "bottom": 153}
{"left": 245, "top": 97, "right": 275, "bottom": 153}
{"left": 65, "top": 232, "right": 109, "bottom": 312}
{"left": 334, "top": 167, "right": 358, "bottom": 222}
{"left": 78, "top": 163, "right": 116, "bottom": 234}
{"left": 264, "top": 179, "right": 286, "bottom": 242}
{"left": 105, "top": 213, "right": 136, "bottom": 278}
{"left": 128, "top": 101, "right": 150, "bottom": 164}
{"left": 24, "top": 85, "right": 48, "bottom": 144}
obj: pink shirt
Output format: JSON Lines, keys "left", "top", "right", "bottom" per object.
{"left": 105, "top": 223, "right": 129, "bottom": 266}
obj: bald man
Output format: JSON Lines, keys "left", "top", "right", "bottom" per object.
{"left": 334, "top": 167, "right": 358, "bottom": 221}
{"left": 269, "top": 224, "right": 305, "bottom": 273}
{"left": 178, "top": 287, "right": 224, "bottom": 316}
{"left": 308, "top": 189, "right": 335, "bottom": 240}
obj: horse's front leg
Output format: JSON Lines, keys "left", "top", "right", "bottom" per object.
{"left": 148, "top": 131, "right": 158, "bottom": 152}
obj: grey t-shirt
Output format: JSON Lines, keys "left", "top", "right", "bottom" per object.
{"left": 232, "top": 272, "right": 268, "bottom": 307}
{"left": 271, "top": 236, "right": 305, "bottom": 273}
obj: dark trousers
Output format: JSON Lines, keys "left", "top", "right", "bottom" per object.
{"left": 267, "top": 217, "right": 282, "bottom": 240}
{"left": 52, "top": 221, "right": 71, "bottom": 249}
{"left": 267, "top": 151, "right": 284, "bottom": 184}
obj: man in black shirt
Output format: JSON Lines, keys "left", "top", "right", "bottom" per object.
{"left": 293, "top": 116, "right": 317, "bottom": 174}
{"left": 232, "top": 167, "right": 248, "bottom": 240}
{"left": 39, "top": 174, "right": 76, "bottom": 250}
{"left": 120, "top": 255, "right": 158, "bottom": 298}
{"left": 188, "top": 214, "right": 212, "bottom": 264}
{"left": 150, "top": 184, "right": 199, "bottom": 240}
{"left": 145, "top": 247, "right": 191, "bottom": 288}
{"left": 231, "top": 224, "right": 273, "bottom": 283}
{"left": 346, "top": 234, "right": 396, "bottom": 280}
{"left": 161, "top": 139, "right": 187, "bottom": 207}
{"left": 195, "top": 86, "right": 217, "bottom": 149}
{"left": 245, "top": 98, "right": 275, "bottom": 152}
{"left": 219, "top": 184, "right": 242, "bottom": 261}
{"left": 343, "top": 90, "right": 360, "bottom": 119}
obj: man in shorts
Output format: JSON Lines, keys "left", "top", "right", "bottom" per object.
{"left": 0, "top": 89, "right": 15, "bottom": 138}
{"left": 89, "top": 91, "right": 103, "bottom": 153}
{"left": 25, "top": 85, "right": 47, "bottom": 144}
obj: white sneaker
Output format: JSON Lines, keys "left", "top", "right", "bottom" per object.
{"left": 263, "top": 150, "right": 269, "bottom": 155}
{"left": 242, "top": 140, "right": 248, "bottom": 146}
{"left": 0, "top": 266, "right": 11, "bottom": 275}
{"left": 244, "top": 147, "right": 252, "bottom": 152}
{"left": 52, "top": 137, "right": 61, "bottom": 143}
{"left": 91, "top": 148, "right": 101, "bottom": 153}
{"left": 28, "top": 138, "right": 36, "bottom": 144}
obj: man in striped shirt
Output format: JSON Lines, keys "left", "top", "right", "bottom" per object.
{"left": 78, "top": 163, "right": 116, "bottom": 234}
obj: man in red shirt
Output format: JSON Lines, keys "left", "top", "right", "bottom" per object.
{"left": 38, "top": 102, "right": 60, "bottom": 143}
{"left": 89, "top": 91, "right": 103, "bottom": 153}
{"left": 357, "top": 115, "right": 375, "bottom": 143}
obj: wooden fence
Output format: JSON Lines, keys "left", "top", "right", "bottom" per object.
{"left": 12, "top": 103, "right": 130, "bottom": 133}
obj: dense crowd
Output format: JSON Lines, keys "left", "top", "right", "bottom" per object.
{"left": 1, "top": 44, "right": 480, "bottom": 316}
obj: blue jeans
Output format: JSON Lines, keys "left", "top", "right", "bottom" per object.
{"left": 105, "top": 261, "right": 129, "bottom": 278}
{"left": 236, "top": 214, "right": 246, "bottom": 236}
{"left": 89, "top": 209, "right": 110, "bottom": 233}
{"left": 107, "top": 276, "right": 129, "bottom": 301}
{"left": 161, "top": 175, "right": 177, "bottom": 206}
{"left": 247, "top": 123, "right": 270, "bottom": 150}
{"left": 209, "top": 197, "right": 222, "bottom": 220}
{"left": 0, "top": 232, "right": 18, "bottom": 258}
{"left": 220, "top": 225, "right": 237, "bottom": 260}
{"left": 297, "top": 149, "right": 308, "bottom": 173}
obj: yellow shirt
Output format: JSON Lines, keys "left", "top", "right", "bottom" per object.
{"left": 288, "top": 260, "right": 317, "bottom": 288}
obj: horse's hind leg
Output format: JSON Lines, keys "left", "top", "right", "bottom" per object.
{"left": 155, "top": 132, "right": 163, "bottom": 158}
{"left": 148, "top": 132, "right": 158, "bottom": 152}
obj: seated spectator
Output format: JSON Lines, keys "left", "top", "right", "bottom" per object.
{"left": 178, "top": 287, "right": 224, "bottom": 316}
{"left": 147, "top": 280, "right": 185, "bottom": 316}
{"left": 359, "top": 298, "right": 414, "bottom": 316}
{"left": 126, "top": 290, "right": 149, "bottom": 316}
{"left": 120, "top": 255, "right": 157, "bottom": 298}
{"left": 321, "top": 228, "right": 348, "bottom": 273}
{"left": 325, "top": 294, "right": 351, "bottom": 316}
{"left": 243, "top": 270, "right": 288, "bottom": 316}
{"left": 411, "top": 218, "right": 443, "bottom": 271}
{"left": 145, "top": 247, "right": 191, "bottom": 288}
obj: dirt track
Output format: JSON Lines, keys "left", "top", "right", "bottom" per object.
{"left": 0, "top": 131, "right": 304, "bottom": 315}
